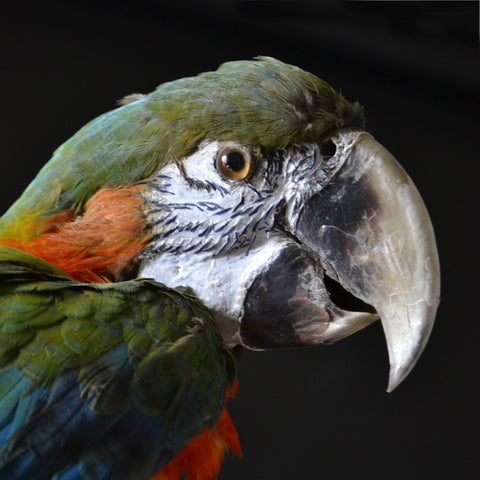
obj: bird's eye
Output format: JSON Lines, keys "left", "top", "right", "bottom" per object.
{"left": 216, "top": 144, "right": 252, "bottom": 181}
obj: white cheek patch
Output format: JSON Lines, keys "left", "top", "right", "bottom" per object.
{"left": 180, "top": 140, "right": 220, "bottom": 181}
{"left": 142, "top": 140, "right": 285, "bottom": 258}
{"left": 138, "top": 138, "right": 331, "bottom": 345}
{"left": 139, "top": 235, "right": 289, "bottom": 333}
{"left": 138, "top": 140, "right": 297, "bottom": 345}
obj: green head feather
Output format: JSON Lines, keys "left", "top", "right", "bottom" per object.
{"left": 1, "top": 57, "right": 364, "bottom": 237}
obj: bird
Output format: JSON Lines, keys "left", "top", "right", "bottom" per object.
{"left": 0, "top": 57, "right": 440, "bottom": 480}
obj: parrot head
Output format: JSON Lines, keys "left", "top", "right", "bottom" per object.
{"left": 1, "top": 57, "right": 440, "bottom": 392}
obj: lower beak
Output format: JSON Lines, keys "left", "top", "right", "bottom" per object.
{"left": 296, "top": 132, "right": 440, "bottom": 391}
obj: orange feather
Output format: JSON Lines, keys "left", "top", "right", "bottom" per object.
{"left": 151, "top": 381, "right": 241, "bottom": 480}
{"left": 0, "top": 186, "right": 150, "bottom": 282}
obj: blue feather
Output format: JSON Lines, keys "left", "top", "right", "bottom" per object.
{"left": 53, "top": 464, "right": 81, "bottom": 480}
{"left": 0, "top": 363, "right": 179, "bottom": 480}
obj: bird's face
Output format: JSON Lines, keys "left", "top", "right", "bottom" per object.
{"left": 139, "top": 128, "right": 439, "bottom": 391}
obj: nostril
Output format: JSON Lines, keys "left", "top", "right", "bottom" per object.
{"left": 320, "top": 140, "right": 337, "bottom": 159}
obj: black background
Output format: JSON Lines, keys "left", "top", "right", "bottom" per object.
{"left": 1, "top": 1, "right": 478, "bottom": 479}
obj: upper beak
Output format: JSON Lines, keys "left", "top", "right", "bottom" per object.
{"left": 296, "top": 132, "right": 440, "bottom": 391}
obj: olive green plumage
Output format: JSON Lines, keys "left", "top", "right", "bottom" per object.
{"left": 1, "top": 56, "right": 364, "bottom": 233}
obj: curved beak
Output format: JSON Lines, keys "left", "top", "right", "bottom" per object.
{"left": 296, "top": 132, "right": 440, "bottom": 391}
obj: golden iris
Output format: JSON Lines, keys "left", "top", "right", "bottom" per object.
{"left": 216, "top": 144, "right": 252, "bottom": 180}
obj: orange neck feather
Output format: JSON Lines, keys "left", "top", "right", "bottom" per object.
{"left": 0, "top": 186, "right": 150, "bottom": 282}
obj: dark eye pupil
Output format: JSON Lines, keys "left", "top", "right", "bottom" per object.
{"left": 320, "top": 140, "right": 337, "bottom": 158}
{"left": 223, "top": 151, "right": 246, "bottom": 172}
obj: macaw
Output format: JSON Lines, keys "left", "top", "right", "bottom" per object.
{"left": 0, "top": 57, "right": 440, "bottom": 480}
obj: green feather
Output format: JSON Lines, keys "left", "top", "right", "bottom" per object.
{"left": 0, "top": 246, "right": 233, "bottom": 424}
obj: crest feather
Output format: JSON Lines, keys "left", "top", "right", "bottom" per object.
{"left": 148, "top": 56, "right": 364, "bottom": 156}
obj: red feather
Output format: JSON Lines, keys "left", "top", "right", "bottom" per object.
{"left": 151, "top": 381, "right": 241, "bottom": 480}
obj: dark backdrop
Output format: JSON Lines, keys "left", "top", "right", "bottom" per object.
{"left": 1, "top": 1, "right": 478, "bottom": 479}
